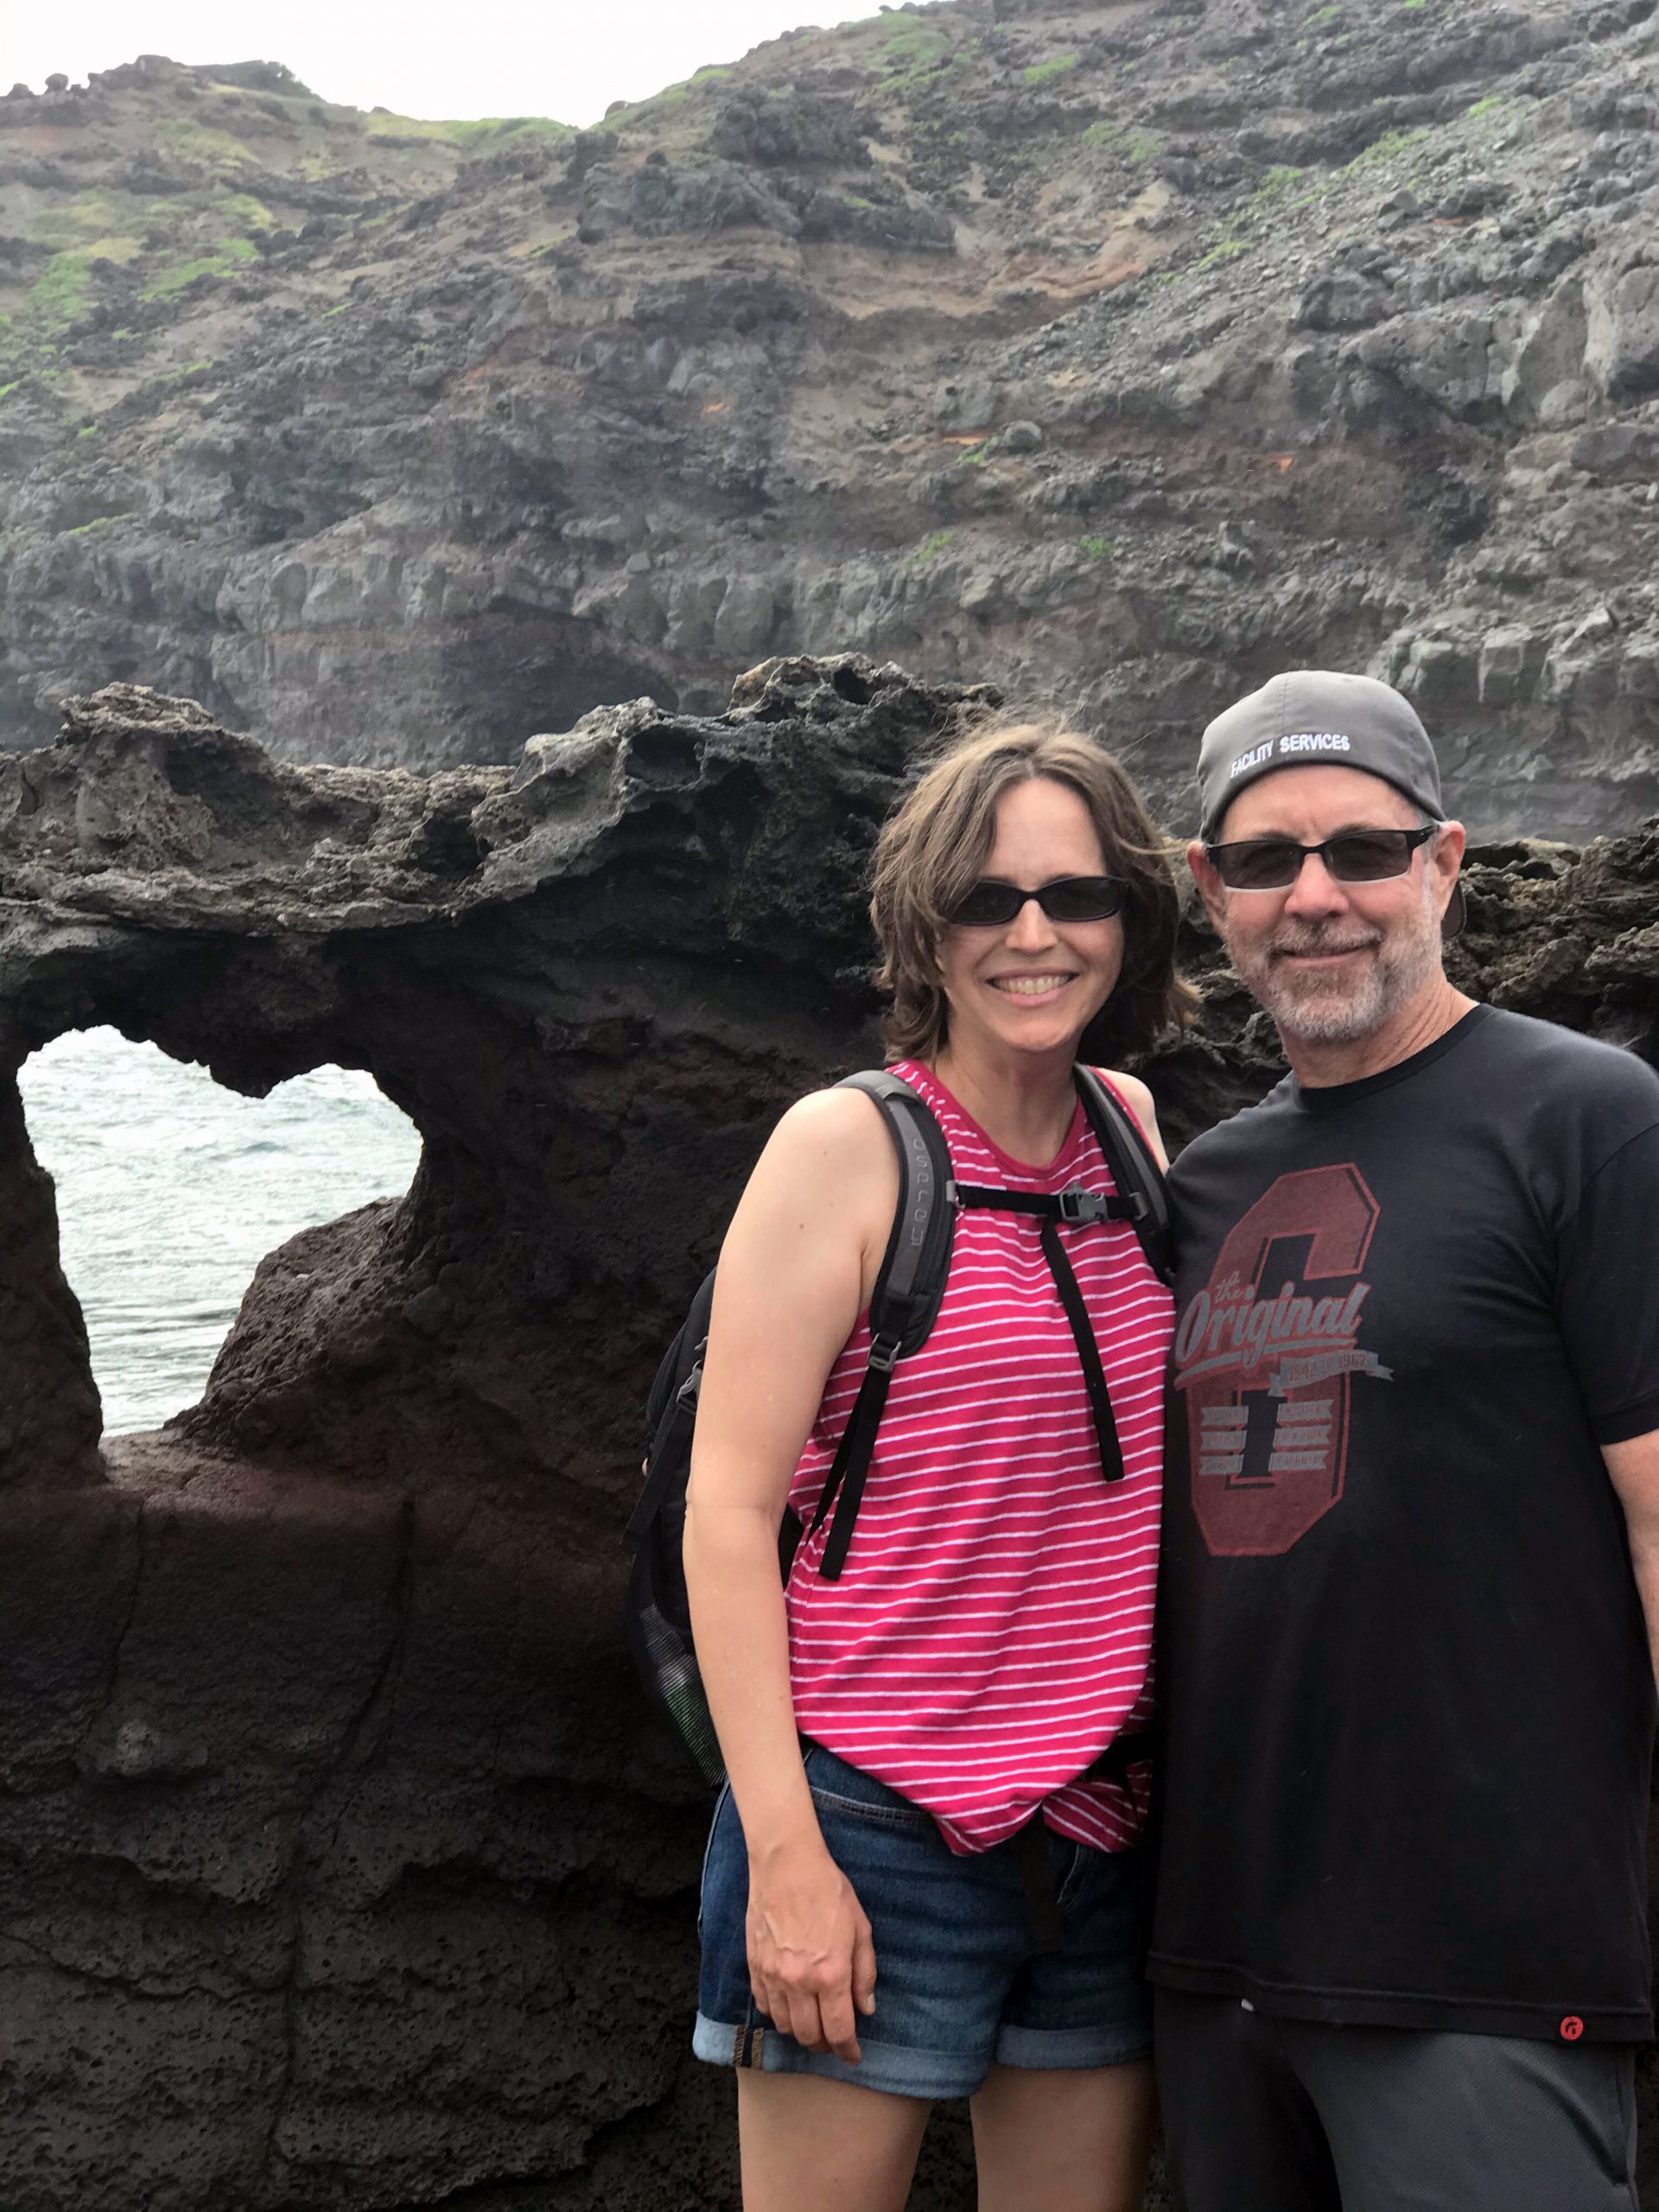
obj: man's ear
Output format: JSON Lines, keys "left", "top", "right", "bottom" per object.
{"left": 1187, "top": 839, "right": 1229, "bottom": 935}
{"left": 1433, "top": 814, "right": 1468, "bottom": 880}
{"left": 1430, "top": 819, "right": 1466, "bottom": 919}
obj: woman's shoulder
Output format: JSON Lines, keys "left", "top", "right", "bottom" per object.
{"left": 1090, "top": 1067, "right": 1166, "bottom": 1168}
{"left": 728, "top": 1083, "right": 900, "bottom": 1264}
{"left": 762, "top": 1082, "right": 898, "bottom": 1174}
{"left": 1096, "top": 1067, "right": 1154, "bottom": 1120}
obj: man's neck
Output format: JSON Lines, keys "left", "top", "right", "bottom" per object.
{"left": 1283, "top": 975, "right": 1478, "bottom": 1090}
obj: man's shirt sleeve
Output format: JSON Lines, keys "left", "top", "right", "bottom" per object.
{"left": 1556, "top": 1118, "right": 1659, "bottom": 1446}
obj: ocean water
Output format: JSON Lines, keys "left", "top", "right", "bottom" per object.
{"left": 18, "top": 1027, "right": 423, "bottom": 1436}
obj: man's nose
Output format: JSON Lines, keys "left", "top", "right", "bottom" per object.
{"left": 1005, "top": 894, "right": 1059, "bottom": 950}
{"left": 1281, "top": 850, "right": 1351, "bottom": 920}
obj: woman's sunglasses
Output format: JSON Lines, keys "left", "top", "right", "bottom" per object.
{"left": 947, "top": 875, "right": 1128, "bottom": 928}
{"left": 1204, "top": 826, "right": 1434, "bottom": 893}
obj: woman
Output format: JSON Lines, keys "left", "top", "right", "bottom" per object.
{"left": 683, "top": 719, "right": 1190, "bottom": 2212}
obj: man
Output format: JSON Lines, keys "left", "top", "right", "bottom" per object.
{"left": 1151, "top": 669, "right": 1659, "bottom": 2211}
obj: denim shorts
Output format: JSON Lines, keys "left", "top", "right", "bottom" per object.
{"left": 693, "top": 1742, "right": 1152, "bottom": 2101}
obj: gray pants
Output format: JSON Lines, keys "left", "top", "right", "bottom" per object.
{"left": 1154, "top": 1989, "right": 1640, "bottom": 2212}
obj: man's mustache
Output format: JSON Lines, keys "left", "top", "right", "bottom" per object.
{"left": 1269, "top": 929, "right": 1383, "bottom": 961}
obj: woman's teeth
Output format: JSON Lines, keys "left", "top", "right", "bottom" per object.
{"left": 991, "top": 974, "right": 1071, "bottom": 995}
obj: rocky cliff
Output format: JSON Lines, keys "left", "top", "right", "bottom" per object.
{"left": 2, "top": 662, "right": 1657, "bottom": 2209}
{"left": 3, "top": 1, "right": 1659, "bottom": 838}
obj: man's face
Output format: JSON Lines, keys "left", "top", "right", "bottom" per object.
{"left": 1188, "top": 766, "right": 1465, "bottom": 1049}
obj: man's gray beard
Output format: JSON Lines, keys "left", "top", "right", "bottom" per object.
{"left": 1226, "top": 887, "right": 1445, "bottom": 1048}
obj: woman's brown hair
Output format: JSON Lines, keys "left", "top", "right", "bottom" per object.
{"left": 869, "top": 716, "right": 1195, "bottom": 1066}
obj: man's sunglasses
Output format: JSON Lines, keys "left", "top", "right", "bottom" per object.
{"left": 947, "top": 875, "right": 1128, "bottom": 927}
{"left": 1204, "top": 826, "right": 1435, "bottom": 893}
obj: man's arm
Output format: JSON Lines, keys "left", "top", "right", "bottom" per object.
{"left": 1603, "top": 1427, "right": 1659, "bottom": 1687}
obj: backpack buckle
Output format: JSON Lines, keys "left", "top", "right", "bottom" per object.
{"left": 868, "top": 1332, "right": 904, "bottom": 1374}
{"left": 1058, "top": 1183, "right": 1113, "bottom": 1225}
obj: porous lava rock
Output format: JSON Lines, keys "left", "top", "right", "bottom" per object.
{"left": 1, "top": 662, "right": 1656, "bottom": 2209}
{"left": 0, "top": 659, "right": 995, "bottom": 2212}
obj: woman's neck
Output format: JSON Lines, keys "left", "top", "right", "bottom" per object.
{"left": 928, "top": 1040, "right": 1078, "bottom": 1168}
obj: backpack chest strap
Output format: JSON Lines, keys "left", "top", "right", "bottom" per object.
{"left": 951, "top": 1181, "right": 1146, "bottom": 1224}
{"left": 950, "top": 1181, "right": 1126, "bottom": 1486}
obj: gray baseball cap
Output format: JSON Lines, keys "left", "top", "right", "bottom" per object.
{"left": 1198, "top": 670, "right": 1444, "bottom": 841}
{"left": 1197, "top": 669, "right": 1464, "bottom": 938}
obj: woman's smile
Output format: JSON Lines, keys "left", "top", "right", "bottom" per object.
{"left": 986, "top": 970, "right": 1078, "bottom": 1001}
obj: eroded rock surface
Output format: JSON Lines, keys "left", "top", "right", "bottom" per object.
{"left": 0, "top": 664, "right": 993, "bottom": 2212}
{"left": 3, "top": 2, "right": 1659, "bottom": 836}
{"left": 1, "top": 666, "right": 1656, "bottom": 2209}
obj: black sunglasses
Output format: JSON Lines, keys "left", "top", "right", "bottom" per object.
{"left": 1205, "top": 826, "right": 1435, "bottom": 893}
{"left": 947, "top": 875, "right": 1128, "bottom": 927}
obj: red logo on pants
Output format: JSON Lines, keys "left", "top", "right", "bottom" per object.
{"left": 1560, "top": 2016, "right": 1585, "bottom": 2042}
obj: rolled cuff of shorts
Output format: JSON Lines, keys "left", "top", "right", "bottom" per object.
{"left": 694, "top": 2012, "right": 990, "bottom": 2101}
{"left": 994, "top": 2019, "right": 1152, "bottom": 2070}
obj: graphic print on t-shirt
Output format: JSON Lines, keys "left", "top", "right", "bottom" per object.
{"left": 1173, "top": 1164, "right": 1391, "bottom": 1556}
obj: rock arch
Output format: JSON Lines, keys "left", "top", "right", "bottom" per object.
{"left": 0, "top": 658, "right": 989, "bottom": 2209}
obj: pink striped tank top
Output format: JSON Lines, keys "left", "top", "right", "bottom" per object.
{"left": 785, "top": 1059, "right": 1174, "bottom": 1856}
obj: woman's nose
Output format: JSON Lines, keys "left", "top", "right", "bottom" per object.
{"left": 1005, "top": 894, "right": 1058, "bottom": 950}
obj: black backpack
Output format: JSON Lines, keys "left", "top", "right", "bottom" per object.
{"left": 624, "top": 1066, "right": 1170, "bottom": 1785}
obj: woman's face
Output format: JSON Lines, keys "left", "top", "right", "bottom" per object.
{"left": 935, "top": 777, "right": 1126, "bottom": 1066}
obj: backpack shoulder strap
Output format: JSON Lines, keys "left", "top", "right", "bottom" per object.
{"left": 1074, "top": 1066, "right": 1171, "bottom": 1283}
{"left": 806, "top": 1070, "right": 957, "bottom": 1580}
{"left": 836, "top": 1070, "right": 957, "bottom": 1359}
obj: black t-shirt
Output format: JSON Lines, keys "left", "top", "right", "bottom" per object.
{"left": 1152, "top": 1005, "right": 1659, "bottom": 2042}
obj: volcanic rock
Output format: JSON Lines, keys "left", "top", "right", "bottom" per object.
{"left": 0, "top": 663, "right": 991, "bottom": 2211}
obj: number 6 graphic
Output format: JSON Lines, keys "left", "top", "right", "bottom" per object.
{"left": 1181, "top": 1165, "right": 1381, "bottom": 1558}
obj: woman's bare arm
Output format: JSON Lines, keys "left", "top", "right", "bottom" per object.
{"left": 683, "top": 1085, "right": 896, "bottom": 2063}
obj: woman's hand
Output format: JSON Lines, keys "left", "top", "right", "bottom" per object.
{"left": 747, "top": 1834, "right": 877, "bottom": 2063}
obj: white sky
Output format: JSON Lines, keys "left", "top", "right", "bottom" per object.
{"left": 0, "top": 0, "right": 887, "bottom": 130}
